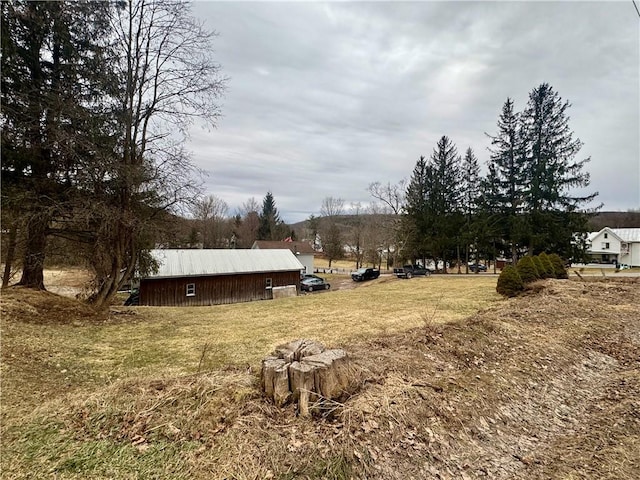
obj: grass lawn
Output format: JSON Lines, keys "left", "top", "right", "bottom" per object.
{"left": 3, "top": 275, "right": 500, "bottom": 389}
{"left": 1, "top": 274, "right": 500, "bottom": 479}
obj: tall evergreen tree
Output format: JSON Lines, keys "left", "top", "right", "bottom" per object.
{"left": 460, "top": 147, "right": 481, "bottom": 270}
{"left": 403, "top": 156, "right": 430, "bottom": 261}
{"left": 428, "top": 136, "right": 462, "bottom": 272}
{"left": 486, "top": 97, "right": 527, "bottom": 262}
{"left": 258, "top": 191, "right": 285, "bottom": 240}
{"left": 520, "top": 83, "right": 598, "bottom": 255}
{"left": 1, "top": 1, "right": 113, "bottom": 288}
{"left": 403, "top": 137, "right": 462, "bottom": 271}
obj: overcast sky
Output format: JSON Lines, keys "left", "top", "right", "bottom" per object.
{"left": 187, "top": 1, "right": 639, "bottom": 224}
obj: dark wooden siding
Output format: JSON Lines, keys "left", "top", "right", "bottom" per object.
{"left": 139, "top": 271, "right": 300, "bottom": 306}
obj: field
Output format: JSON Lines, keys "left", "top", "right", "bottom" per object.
{"left": 1, "top": 272, "right": 639, "bottom": 479}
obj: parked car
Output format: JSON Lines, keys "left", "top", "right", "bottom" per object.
{"left": 351, "top": 267, "right": 380, "bottom": 282}
{"left": 300, "top": 277, "right": 330, "bottom": 292}
{"left": 393, "top": 264, "right": 432, "bottom": 279}
{"left": 301, "top": 273, "right": 323, "bottom": 280}
{"left": 124, "top": 288, "right": 139, "bottom": 306}
{"left": 468, "top": 263, "right": 487, "bottom": 272}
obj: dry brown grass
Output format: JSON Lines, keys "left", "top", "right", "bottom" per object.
{"left": 2, "top": 276, "right": 639, "bottom": 479}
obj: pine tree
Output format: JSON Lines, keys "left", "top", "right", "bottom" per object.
{"left": 428, "top": 136, "right": 462, "bottom": 272}
{"left": 486, "top": 97, "right": 527, "bottom": 263}
{"left": 1, "top": 1, "right": 113, "bottom": 289}
{"left": 403, "top": 138, "right": 462, "bottom": 271}
{"left": 460, "top": 147, "right": 481, "bottom": 271}
{"left": 520, "top": 83, "right": 598, "bottom": 255}
{"left": 404, "top": 156, "right": 431, "bottom": 261}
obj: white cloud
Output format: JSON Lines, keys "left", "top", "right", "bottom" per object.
{"left": 188, "top": 1, "right": 640, "bottom": 222}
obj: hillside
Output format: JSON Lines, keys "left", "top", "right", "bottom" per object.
{"left": 588, "top": 210, "right": 640, "bottom": 230}
{"left": 1, "top": 277, "right": 638, "bottom": 479}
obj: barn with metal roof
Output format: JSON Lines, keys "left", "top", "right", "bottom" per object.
{"left": 138, "top": 249, "right": 304, "bottom": 306}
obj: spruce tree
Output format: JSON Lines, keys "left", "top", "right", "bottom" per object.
{"left": 428, "top": 136, "right": 463, "bottom": 272}
{"left": 486, "top": 97, "right": 527, "bottom": 263}
{"left": 460, "top": 147, "right": 481, "bottom": 271}
{"left": 520, "top": 83, "right": 598, "bottom": 255}
{"left": 404, "top": 156, "right": 431, "bottom": 261}
{"left": 258, "top": 191, "right": 285, "bottom": 240}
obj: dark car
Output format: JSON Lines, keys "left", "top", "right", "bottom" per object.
{"left": 351, "top": 267, "right": 380, "bottom": 282}
{"left": 300, "top": 277, "right": 330, "bottom": 292}
{"left": 393, "top": 264, "right": 432, "bottom": 279}
{"left": 301, "top": 273, "right": 323, "bottom": 281}
{"left": 124, "top": 288, "right": 139, "bottom": 305}
{"left": 468, "top": 263, "right": 487, "bottom": 272}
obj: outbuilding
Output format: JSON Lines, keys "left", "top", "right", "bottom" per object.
{"left": 251, "top": 240, "right": 315, "bottom": 275}
{"left": 138, "top": 249, "right": 304, "bottom": 306}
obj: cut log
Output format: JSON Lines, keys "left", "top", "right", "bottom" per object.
{"left": 261, "top": 357, "right": 290, "bottom": 407}
{"left": 303, "top": 349, "right": 350, "bottom": 400}
{"left": 261, "top": 339, "right": 353, "bottom": 416}
{"left": 274, "top": 339, "right": 325, "bottom": 362}
{"left": 289, "top": 361, "right": 316, "bottom": 416}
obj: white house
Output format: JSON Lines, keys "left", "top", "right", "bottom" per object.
{"left": 586, "top": 227, "right": 640, "bottom": 267}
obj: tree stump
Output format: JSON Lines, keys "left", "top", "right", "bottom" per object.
{"left": 261, "top": 339, "right": 352, "bottom": 416}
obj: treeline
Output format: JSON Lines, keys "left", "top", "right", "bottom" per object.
{"left": 1, "top": 0, "right": 225, "bottom": 306}
{"left": 397, "top": 83, "right": 598, "bottom": 270}
{"left": 0, "top": 2, "right": 601, "bottom": 301}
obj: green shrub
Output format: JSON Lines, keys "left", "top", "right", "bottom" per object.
{"left": 496, "top": 265, "right": 524, "bottom": 297}
{"left": 516, "top": 256, "right": 539, "bottom": 284}
{"left": 532, "top": 256, "right": 548, "bottom": 278}
{"left": 538, "top": 252, "right": 555, "bottom": 278}
{"left": 548, "top": 253, "right": 569, "bottom": 279}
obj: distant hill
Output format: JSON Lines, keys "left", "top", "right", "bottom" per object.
{"left": 588, "top": 211, "right": 640, "bottom": 230}
{"left": 291, "top": 211, "right": 640, "bottom": 241}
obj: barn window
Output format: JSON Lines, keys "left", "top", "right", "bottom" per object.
{"left": 186, "top": 283, "right": 196, "bottom": 296}
{"left": 604, "top": 233, "right": 608, "bottom": 239}
{"left": 265, "top": 278, "right": 273, "bottom": 289}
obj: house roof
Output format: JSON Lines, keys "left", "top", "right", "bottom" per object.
{"left": 610, "top": 228, "right": 640, "bottom": 242}
{"left": 145, "top": 249, "right": 304, "bottom": 279}
{"left": 588, "top": 227, "right": 640, "bottom": 243}
{"left": 251, "top": 240, "right": 316, "bottom": 254}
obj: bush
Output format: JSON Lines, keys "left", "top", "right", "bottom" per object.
{"left": 496, "top": 265, "right": 524, "bottom": 297}
{"left": 516, "top": 256, "right": 539, "bottom": 284}
{"left": 548, "top": 253, "right": 569, "bottom": 279}
{"left": 538, "top": 252, "right": 555, "bottom": 278}
{"left": 532, "top": 256, "right": 548, "bottom": 278}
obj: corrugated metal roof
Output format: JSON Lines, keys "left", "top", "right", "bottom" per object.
{"left": 588, "top": 228, "right": 640, "bottom": 243}
{"left": 610, "top": 228, "right": 640, "bottom": 242}
{"left": 146, "top": 249, "right": 304, "bottom": 279}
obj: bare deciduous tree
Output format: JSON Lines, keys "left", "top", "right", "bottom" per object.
{"left": 87, "top": 0, "right": 226, "bottom": 306}
{"left": 191, "top": 194, "right": 229, "bottom": 248}
{"left": 368, "top": 180, "right": 407, "bottom": 267}
{"left": 319, "top": 197, "right": 344, "bottom": 268}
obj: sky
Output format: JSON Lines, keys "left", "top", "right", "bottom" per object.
{"left": 187, "top": 1, "right": 640, "bottom": 224}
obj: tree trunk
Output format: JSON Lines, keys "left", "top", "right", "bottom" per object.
{"left": 18, "top": 213, "right": 49, "bottom": 289}
{"left": 2, "top": 222, "right": 18, "bottom": 288}
{"left": 464, "top": 243, "right": 470, "bottom": 274}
